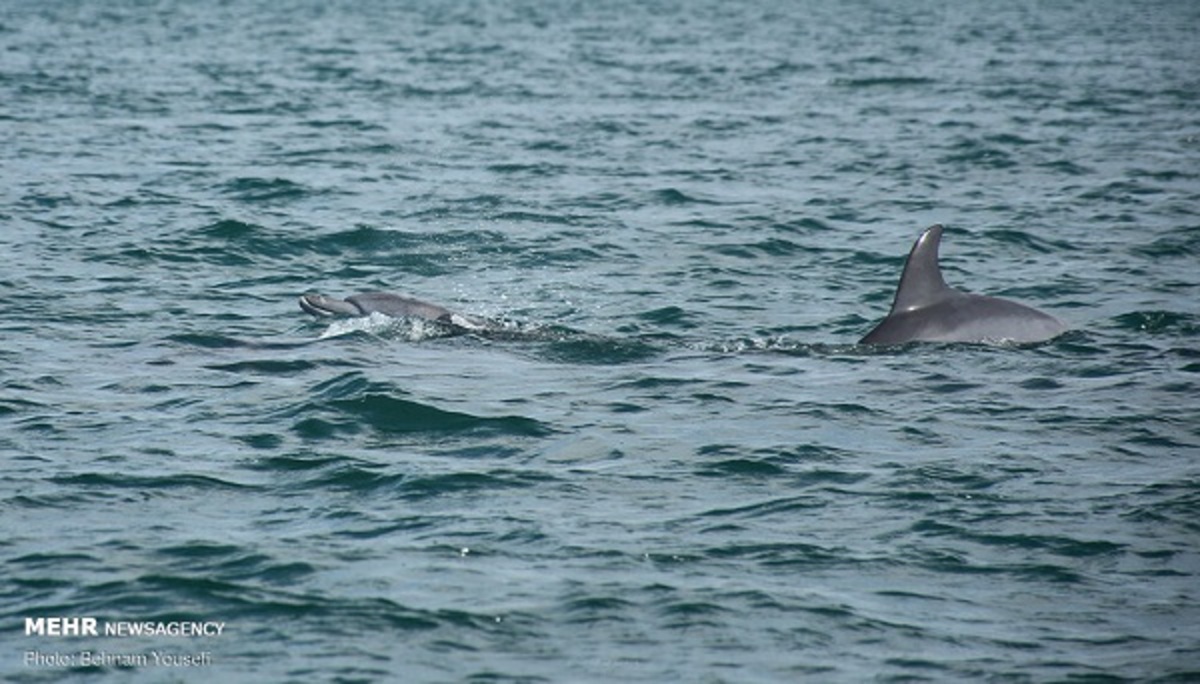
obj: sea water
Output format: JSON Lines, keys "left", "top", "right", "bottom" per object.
{"left": 2, "top": 1, "right": 1198, "bottom": 681}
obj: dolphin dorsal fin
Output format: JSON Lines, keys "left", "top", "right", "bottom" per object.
{"left": 891, "top": 224, "right": 953, "bottom": 313}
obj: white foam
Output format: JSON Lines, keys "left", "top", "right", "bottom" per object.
{"left": 318, "top": 312, "right": 455, "bottom": 342}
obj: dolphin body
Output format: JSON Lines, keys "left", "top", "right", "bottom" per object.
{"left": 859, "top": 225, "right": 1067, "bottom": 345}
{"left": 299, "top": 291, "right": 492, "bottom": 333}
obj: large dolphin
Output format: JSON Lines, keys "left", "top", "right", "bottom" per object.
{"left": 299, "top": 291, "right": 492, "bottom": 333}
{"left": 860, "top": 225, "right": 1067, "bottom": 345}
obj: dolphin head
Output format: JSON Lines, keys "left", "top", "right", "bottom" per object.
{"left": 299, "top": 291, "right": 458, "bottom": 323}
{"left": 298, "top": 293, "right": 365, "bottom": 317}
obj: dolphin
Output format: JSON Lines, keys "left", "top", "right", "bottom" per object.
{"left": 299, "top": 291, "right": 491, "bottom": 333}
{"left": 859, "top": 225, "right": 1067, "bottom": 345}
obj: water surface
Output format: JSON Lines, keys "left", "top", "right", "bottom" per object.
{"left": 3, "top": 1, "right": 1199, "bottom": 681}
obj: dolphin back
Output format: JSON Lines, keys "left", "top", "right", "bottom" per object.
{"left": 862, "top": 291, "right": 1066, "bottom": 345}
{"left": 345, "top": 292, "right": 454, "bottom": 320}
{"left": 860, "top": 225, "right": 1067, "bottom": 345}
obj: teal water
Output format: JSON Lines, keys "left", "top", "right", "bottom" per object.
{"left": 3, "top": 1, "right": 1199, "bottom": 681}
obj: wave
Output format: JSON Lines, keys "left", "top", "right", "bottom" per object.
{"left": 1111, "top": 310, "right": 1197, "bottom": 335}
{"left": 287, "top": 372, "right": 552, "bottom": 442}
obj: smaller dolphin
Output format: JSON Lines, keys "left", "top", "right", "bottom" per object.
{"left": 299, "top": 291, "right": 491, "bottom": 333}
{"left": 860, "top": 225, "right": 1067, "bottom": 345}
